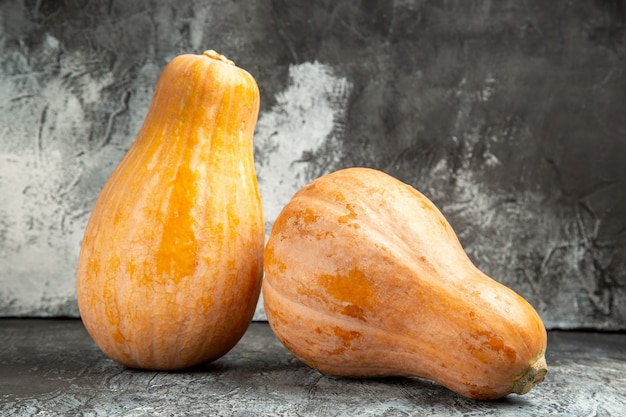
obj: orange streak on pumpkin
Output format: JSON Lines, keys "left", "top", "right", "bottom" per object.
{"left": 154, "top": 164, "right": 199, "bottom": 283}
{"left": 317, "top": 268, "right": 376, "bottom": 309}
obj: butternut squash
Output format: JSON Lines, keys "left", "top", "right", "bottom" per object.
{"left": 263, "top": 167, "right": 547, "bottom": 400}
{"left": 76, "top": 50, "right": 264, "bottom": 370}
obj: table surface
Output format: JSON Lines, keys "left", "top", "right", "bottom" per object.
{"left": 1, "top": 319, "right": 625, "bottom": 417}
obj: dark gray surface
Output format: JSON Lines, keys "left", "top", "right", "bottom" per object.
{"left": 1, "top": 319, "right": 625, "bottom": 416}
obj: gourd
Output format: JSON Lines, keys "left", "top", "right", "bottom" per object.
{"left": 76, "top": 50, "right": 264, "bottom": 370}
{"left": 262, "top": 167, "right": 547, "bottom": 400}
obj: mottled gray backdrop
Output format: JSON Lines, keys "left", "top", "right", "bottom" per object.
{"left": 0, "top": 0, "right": 624, "bottom": 330}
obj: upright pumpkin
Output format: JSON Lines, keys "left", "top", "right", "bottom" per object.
{"left": 263, "top": 167, "right": 547, "bottom": 400}
{"left": 76, "top": 50, "right": 263, "bottom": 370}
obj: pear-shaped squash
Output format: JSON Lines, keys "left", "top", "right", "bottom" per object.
{"left": 263, "top": 167, "right": 547, "bottom": 400}
{"left": 76, "top": 50, "right": 264, "bottom": 370}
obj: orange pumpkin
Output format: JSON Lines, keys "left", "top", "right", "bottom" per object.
{"left": 263, "top": 167, "right": 547, "bottom": 400}
{"left": 76, "top": 50, "right": 264, "bottom": 370}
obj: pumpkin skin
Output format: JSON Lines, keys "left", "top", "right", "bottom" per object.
{"left": 76, "top": 50, "right": 264, "bottom": 370}
{"left": 263, "top": 167, "right": 547, "bottom": 400}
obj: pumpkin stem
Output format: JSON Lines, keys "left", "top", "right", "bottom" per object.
{"left": 511, "top": 354, "right": 548, "bottom": 395}
{"left": 203, "top": 50, "right": 235, "bottom": 66}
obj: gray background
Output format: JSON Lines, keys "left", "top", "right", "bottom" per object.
{"left": 0, "top": 0, "right": 624, "bottom": 330}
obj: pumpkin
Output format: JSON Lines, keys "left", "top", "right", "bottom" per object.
{"left": 76, "top": 50, "right": 264, "bottom": 370}
{"left": 262, "top": 167, "right": 547, "bottom": 400}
